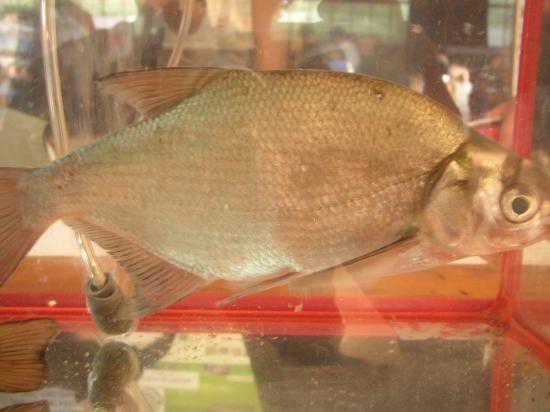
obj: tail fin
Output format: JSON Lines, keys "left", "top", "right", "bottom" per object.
{"left": 0, "top": 168, "right": 43, "bottom": 285}
{"left": 0, "top": 319, "right": 58, "bottom": 392}
{"left": 0, "top": 401, "right": 50, "bottom": 412}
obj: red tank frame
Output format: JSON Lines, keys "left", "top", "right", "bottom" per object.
{"left": 0, "top": 2, "right": 547, "bottom": 410}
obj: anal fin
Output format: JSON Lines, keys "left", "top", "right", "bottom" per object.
{"left": 65, "top": 219, "right": 210, "bottom": 318}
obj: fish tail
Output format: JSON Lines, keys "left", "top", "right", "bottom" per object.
{"left": 0, "top": 319, "right": 58, "bottom": 392}
{"left": 0, "top": 401, "right": 50, "bottom": 412}
{"left": 0, "top": 167, "right": 47, "bottom": 285}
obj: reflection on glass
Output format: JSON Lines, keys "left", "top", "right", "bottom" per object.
{"left": 0, "top": 1, "right": 550, "bottom": 411}
{"left": 2, "top": 331, "right": 265, "bottom": 411}
{"left": 0, "top": 328, "right": 509, "bottom": 412}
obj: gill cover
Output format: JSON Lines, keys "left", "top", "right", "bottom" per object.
{"left": 422, "top": 131, "right": 550, "bottom": 256}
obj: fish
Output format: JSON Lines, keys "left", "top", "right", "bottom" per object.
{"left": 1, "top": 68, "right": 550, "bottom": 319}
{"left": 0, "top": 319, "right": 58, "bottom": 392}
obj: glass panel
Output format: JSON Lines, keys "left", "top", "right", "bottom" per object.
{"left": 517, "top": 0, "right": 550, "bottom": 345}
{"left": 1, "top": 1, "right": 549, "bottom": 411}
{"left": 0, "top": 324, "right": 495, "bottom": 411}
{"left": 509, "top": 339, "right": 550, "bottom": 412}
{"left": 1, "top": 0, "right": 524, "bottom": 308}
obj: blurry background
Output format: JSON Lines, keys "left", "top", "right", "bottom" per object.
{"left": 0, "top": 0, "right": 523, "bottom": 140}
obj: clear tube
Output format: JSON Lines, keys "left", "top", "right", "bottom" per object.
{"left": 40, "top": 0, "right": 106, "bottom": 287}
{"left": 39, "top": 0, "right": 192, "bottom": 288}
{"left": 167, "top": 0, "right": 194, "bottom": 67}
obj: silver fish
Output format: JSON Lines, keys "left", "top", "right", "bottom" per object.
{"left": 1, "top": 68, "right": 549, "bottom": 318}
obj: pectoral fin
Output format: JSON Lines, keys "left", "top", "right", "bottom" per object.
{"left": 217, "top": 233, "right": 444, "bottom": 306}
{"left": 217, "top": 267, "right": 304, "bottom": 306}
{"left": 218, "top": 235, "right": 452, "bottom": 306}
{"left": 338, "top": 235, "right": 456, "bottom": 281}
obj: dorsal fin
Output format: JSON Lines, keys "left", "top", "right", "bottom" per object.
{"left": 98, "top": 67, "right": 234, "bottom": 118}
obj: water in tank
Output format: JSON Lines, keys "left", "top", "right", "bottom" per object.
{"left": 0, "top": 0, "right": 550, "bottom": 411}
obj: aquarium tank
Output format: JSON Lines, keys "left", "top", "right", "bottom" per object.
{"left": 1, "top": 0, "right": 550, "bottom": 411}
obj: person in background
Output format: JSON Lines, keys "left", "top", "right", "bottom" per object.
{"left": 406, "top": 23, "right": 460, "bottom": 116}
{"left": 356, "top": 33, "right": 409, "bottom": 86}
{"left": 325, "top": 48, "right": 350, "bottom": 72}
{"left": 446, "top": 63, "right": 473, "bottom": 121}
{"left": 295, "top": 25, "right": 328, "bottom": 70}
{"left": 161, "top": 0, "right": 207, "bottom": 36}
{"left": 477, "top": 53, "right": 506, "bottom": 107}
{"left": 356, "top": 33, "right": 379, "bottom": 76}
{"left": 470, "top": 54, "right": 509, "bottom": 123}
{"left": 469, "top": 76, "right": 493, "bottom": 118}
{"left": 329, "top": 28, "right": 359, "bottom": 73}
{"left": 143, "top": 0, "right": 209, "bottom": 67}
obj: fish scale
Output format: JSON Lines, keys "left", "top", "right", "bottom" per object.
{"left": 3, "top": 68, "right": 549, "bottom": 319}
{"left": 39, "top": 72, "right": 452, "bottom": 276}
{"left": 45, "top": 71, "right": 463, "bottom": 280}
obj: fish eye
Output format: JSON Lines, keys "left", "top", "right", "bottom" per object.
{"left": 501, "top": 186, "right": 540, "bottom": 223}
